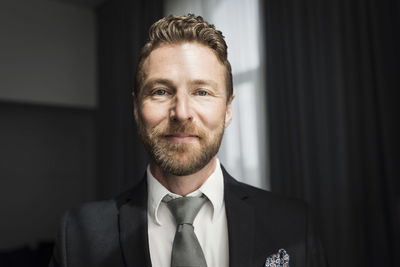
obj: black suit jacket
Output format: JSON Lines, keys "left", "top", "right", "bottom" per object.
{"left": 50, "top": 167, "right": 327, "bottom": 267}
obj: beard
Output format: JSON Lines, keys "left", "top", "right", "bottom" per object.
{"left": 137, "top": 116, "right": 225, "bottom": 176}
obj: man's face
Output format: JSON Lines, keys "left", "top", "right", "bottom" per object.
{"left": 135, "top": 42, "right": 233, "bottom": 176}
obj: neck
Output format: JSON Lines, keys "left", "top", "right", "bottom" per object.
{"left": 150, "top": 157, "right": 217, "bottom": 196}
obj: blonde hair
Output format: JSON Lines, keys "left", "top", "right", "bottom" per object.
{"left": 135, "top": 14, "right": 233, "bottom": 101}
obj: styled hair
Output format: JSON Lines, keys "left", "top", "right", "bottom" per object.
{"left": 135, "top": 14, "right": 233, "bottom": 101}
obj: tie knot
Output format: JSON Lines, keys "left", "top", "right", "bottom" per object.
{"left": 163, "top": 195, "right": 207, "bottom": 225}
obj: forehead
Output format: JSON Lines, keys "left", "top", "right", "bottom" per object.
{"left": 141, "top": 42, "right": 226, "bottom": 86}
{"left": 144, "top": 42, "right": 220, "bottom": 65}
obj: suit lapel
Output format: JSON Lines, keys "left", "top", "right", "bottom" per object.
{"left": 223, "top": 167, "right": 255, "bottom": 267}
{"left": 117, "top": 167, "right": 257, "bottom": 267}
{"left": 118, "top": 178, "right": 152, "bottom": 267}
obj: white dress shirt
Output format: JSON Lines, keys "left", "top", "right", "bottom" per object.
{"left": 147, "top": 159, "right": 229, "bottom": 267}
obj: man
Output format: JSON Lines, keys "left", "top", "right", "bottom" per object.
{"left": 50, "top": 15, "right": 326, "bottom": 267}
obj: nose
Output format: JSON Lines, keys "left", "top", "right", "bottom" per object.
{"left": 170, "top": 91, "right": 193, "bottom": 122}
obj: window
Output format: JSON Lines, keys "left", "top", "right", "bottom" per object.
{"left": 165, "top": 0, "right": 269, "bottom": 189}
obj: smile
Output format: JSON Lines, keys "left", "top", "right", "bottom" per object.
{"left": 164, "top": 134, "right": 200, "bottom": 144}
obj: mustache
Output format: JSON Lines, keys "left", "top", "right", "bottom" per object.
{"left": 153, "top": 122, "right": 205, "bottom": 138}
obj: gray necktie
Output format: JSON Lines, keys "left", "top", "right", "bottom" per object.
{"left": 163, "top": 195, "right": 208, "bottom": 267}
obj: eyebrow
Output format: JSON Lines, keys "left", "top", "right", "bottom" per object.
{"left": 142, "top": 78, "right": 175, "bottom": 91}
{"left": 142, "top": 78, "right": 218, "bottom": 90}
{"left": 190, "top": 79, "right": 218, "bottom": 89}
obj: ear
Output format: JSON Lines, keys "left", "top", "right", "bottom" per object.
{"left": 224, "top": 94, "right": 235, "bottom": 128}
{"left": 132, "top": 92, "right": 139, "bottom": 123}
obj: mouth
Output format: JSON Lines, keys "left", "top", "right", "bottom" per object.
{"left": 163, "top": 133, "right": 200, "bottom": 144}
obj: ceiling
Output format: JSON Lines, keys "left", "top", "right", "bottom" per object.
{"left": 53, "top": 0, "right": 108, "bottom": 8}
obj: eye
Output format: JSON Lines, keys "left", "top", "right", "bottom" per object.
{"left": 197, "top": 90, "right": 208, "bottom": 96}
{"left": 154, "top": 89, "right": 167, "bottom": 95}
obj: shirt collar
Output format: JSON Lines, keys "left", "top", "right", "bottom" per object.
{"left": 147, "top": 159, "right": 225, "bottom": 225}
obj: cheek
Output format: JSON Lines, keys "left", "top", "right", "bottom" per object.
{"left": 196, "top": 102, "right": 227, "bottom": 129}
{"left": 140, "top": 103, "right": 168, "bottom": 128}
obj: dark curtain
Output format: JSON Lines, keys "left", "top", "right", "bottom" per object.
{"left": 96, "top": 0, "right": 163, "bottom": 199}
{"left": 263, "top": 0, "right": 399, "bottom": 266}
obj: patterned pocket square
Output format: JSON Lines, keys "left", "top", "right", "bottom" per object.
{"left": 264, "top": 248, "right": 289, "bottom": 267}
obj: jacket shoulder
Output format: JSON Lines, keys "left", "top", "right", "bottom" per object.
{"left": 67, "top": 199, "right": 118, "bottom": 221}
{"left": 223, "top": 168, "right": 307, "bottom": 216}
{"left": 236, "top": 180, "right": 306, "bottom": 212}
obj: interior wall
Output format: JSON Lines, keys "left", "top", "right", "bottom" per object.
{"left": 0, "top": 0, "right": 97, "bottom": 249}
{"left": 0, "top": 103, "right": 96, "bottom": 249}
{"left": 0, "top": 0, "right": 97, "bottom": 108}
